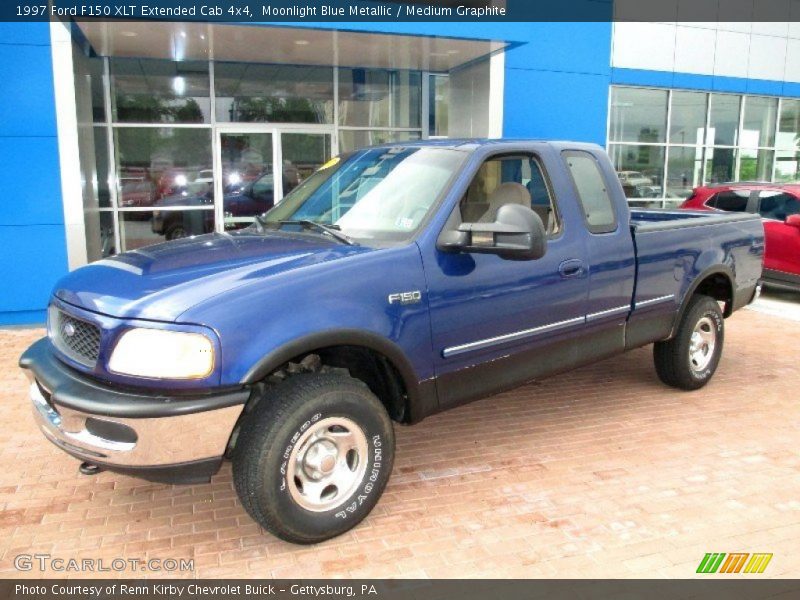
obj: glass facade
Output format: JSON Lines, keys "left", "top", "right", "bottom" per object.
{"left": 609, "top": 86, "right": 800, "bottom": 206}
{"left": 214, "top": 63, "right": 334, "bottom": 124}
{"left": 78, "top": 54, "right": 439, "bottom": 258}
{"left": 429, "top": 74, "right": 449, "bottom": 137}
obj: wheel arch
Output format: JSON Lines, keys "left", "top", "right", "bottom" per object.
{"left": 240, "top": 329, "right": 438, "bottom": 424}
{"left": 670, "top": 266, "right": 734, "bottom": 338}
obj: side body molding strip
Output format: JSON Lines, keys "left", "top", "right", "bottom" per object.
{"left": 442, "top": 316, "right": 585, "bottom": 358}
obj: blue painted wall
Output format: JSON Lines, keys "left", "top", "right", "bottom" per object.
{"left": 0, "top": 22, "right": 68, "bottom": 325}
{"left": 500, "top": 22, "right": 612, "bottom": 144}
{"left": 611, "top": 67, "right": 800, "bottom": 98}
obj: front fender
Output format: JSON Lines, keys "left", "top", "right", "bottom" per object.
{"left": 178, "top": 243, "right": 437, "bottom": 418}
{"left": 240, "top": 328, "right": 438, "bottom": 422}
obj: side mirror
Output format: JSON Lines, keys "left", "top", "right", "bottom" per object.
{"left": 786, "top": 214, "right": 800, "bottom": 228}
{"left": 437, "top": 203, "right": 547, "bottom": 260}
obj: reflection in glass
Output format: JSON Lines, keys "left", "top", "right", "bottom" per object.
{"left": 775, "top": 150, "right": 800, "bottom": 182}
{"left": 111, "top": 58, "right": 210, "bottom": 123}
{"left": 669, "top": 91, "right": 707, "bottom": 145}
{"left": 85, "top": 211, "right": 115, "bottom": 262}
{"left": 777, "top": 99, "right": 800, "bottom": 150}
{"left": 93, "top": 126, "right": 111, "bottom": 208}
{"left": 263, "top": 147, "right": 465, "bottom": 241}
{"left": 429, "top": 74, "right": 449, "bottom": 136}
{"left": 739, "top": 148, "right": 774, "bottom": 181}
{"left": 215, "top": 63, "right": 334, "bottom": 124}
{"left": 338, "top": 68, "right": 421, "bottom": 129}
{"left": 114, "top": 127, "right": 212, "bottom": 208}
{"left": 87, "top": 56, "right": 106, "bottom": 123}
{"left": 666, "top": 146, "right": 704, "bottom": 199}
{"left": 609, "top": 87, "right": 668, "bottom": 143}
{"left": 741, "top": 97, "right": 777, "bottom": 148}
{"left": 121, "top": 209, "right": 215, "bottom": 251}
{"left": 281, "top": 133, "right": 332, "bottom": 195}
{"left": 608, "top": 144, "right": 665, "bottom": 203}
{"left": 219, "top": 132, "right": 274, "bottom": 230}
{"left": 338, "top": 129, "right": 421, "bottom": 153}
{"left": 707, "top": 94, "right": 740, "bottom": 146}
{"left": 704, "top": 147, "right": 737, "bottom": 184}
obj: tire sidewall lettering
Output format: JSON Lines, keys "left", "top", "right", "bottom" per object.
{"left": 334, "top": 434, "right": 383, "bottom": 520}
{"left": 279, "top": 412, "right": 322, "bottom": 491}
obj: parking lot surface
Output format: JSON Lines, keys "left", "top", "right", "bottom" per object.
{"left": 0, "top": 308, "right": 798, "bottom": 579}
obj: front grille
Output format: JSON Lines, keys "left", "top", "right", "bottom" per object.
{"left": 50, "top": 307, "right": 101, "bottom": 367}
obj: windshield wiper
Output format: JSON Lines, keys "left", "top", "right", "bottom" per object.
{"left": 254, "top": 217, "right": 357, "bottom": 246}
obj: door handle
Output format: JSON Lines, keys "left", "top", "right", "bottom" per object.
{"left": 559, "top": 259, "right": 585, "bottom": 278}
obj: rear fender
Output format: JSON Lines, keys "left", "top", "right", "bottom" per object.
{"left": 669, "top": 265, "right": 735, "bottom": 338}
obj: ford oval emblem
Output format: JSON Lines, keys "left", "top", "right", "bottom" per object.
{"left": 63, "top": 323, "right": 76, "bottom": 337}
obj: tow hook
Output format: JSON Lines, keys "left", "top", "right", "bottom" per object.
{"left": 79, "top": 462, "right": 102, "bottom": 476}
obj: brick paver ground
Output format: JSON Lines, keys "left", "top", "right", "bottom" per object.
{"left": 0, "top": 309, "right": 797, "bottom": 579}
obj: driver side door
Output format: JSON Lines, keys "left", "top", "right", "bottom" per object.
{"left": 422, "top": 151, "right": 590, "bottom": 408}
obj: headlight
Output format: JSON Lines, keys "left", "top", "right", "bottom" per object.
{"left": 108, "top": 328, "right": 215, "bottom": 379}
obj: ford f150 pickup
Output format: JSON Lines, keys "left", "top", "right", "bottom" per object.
{"left": 20, "top": 140, "right": 764, "bottom": 544}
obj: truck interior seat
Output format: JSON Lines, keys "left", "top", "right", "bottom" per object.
{"left": 478, "top": 182, "right": 530, "bottom": 223}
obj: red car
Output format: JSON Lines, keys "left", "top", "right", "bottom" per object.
{"left": 681, "top": 183, "right": 800, "bottom": 291}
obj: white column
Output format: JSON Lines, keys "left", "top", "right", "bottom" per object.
{"left": 488, "top": 50, "right": 505, "bottom": 138}
{"left": 50, "top": 20, "right": 88, "bottom": 269}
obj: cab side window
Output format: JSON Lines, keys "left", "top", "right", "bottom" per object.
{"left": 758, "top": 191, "right": 800, "bottom": 220}
{"left": 709, "top": 190, "right": 749, "bottom": 212}
{"left": 459, "top": 155, "right": 560, "bottom": 235}
{"left": 563, "top": 151, "right": 617, "bottom": 234}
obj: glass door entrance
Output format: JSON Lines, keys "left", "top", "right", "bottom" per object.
{"left": 216, "top": 127, "right": 333, "bottom": 232}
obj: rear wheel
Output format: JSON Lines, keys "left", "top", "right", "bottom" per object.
{"left": 232, "top": 372, "right": 394, "bottom": 544}
{"left": 653, "top": 294, "right": 724, "bottom": 390}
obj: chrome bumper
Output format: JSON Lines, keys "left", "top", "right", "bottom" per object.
{"left": 26, "top": 370, "right": 244, "bottom": 468}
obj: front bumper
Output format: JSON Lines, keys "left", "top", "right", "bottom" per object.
{"left": 20, "top": 338, "right": 249, "bottom": 484}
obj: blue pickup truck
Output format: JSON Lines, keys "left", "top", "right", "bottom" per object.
{"left": 20, "top": 140, "right": 763, "bottom": 543}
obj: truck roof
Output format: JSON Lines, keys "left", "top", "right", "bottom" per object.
{"left": 372, "top": 138, "right": 603, "bottom": 153}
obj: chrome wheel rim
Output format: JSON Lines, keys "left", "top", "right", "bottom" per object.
{"left": 286, "top": 417, "right": 368, "bottom": 512}
{"left": 689, "top": 316, "right": 716, "bottom": 372}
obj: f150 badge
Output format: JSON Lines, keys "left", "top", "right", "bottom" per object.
{"left": 388, "top": 291, "right": 422, "bottom": 305}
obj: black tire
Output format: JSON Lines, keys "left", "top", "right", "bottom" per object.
{"left": 232, "top": 372, "right": 395, "bottom": 544}
{"left": 165, "top": 224, "right": 188, "bottom": 241}
{"left": 653, "top": 294, "right": 724, "bottom": 390}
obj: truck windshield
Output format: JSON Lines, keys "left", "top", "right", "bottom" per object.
{"left": 259, "top": 147, "right": 466, "bottom": 242}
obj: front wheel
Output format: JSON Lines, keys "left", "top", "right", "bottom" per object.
{"left": 653, "top": 294, "right": 724, "bottom": 390}
{"left": 232, "top": 372, "right": 395, "bottom": 544}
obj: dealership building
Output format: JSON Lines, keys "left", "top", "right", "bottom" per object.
{"left": 3, "top": 10, "right": 800, "bottom": 324}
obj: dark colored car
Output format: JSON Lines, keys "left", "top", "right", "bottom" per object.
{"left": 681, "top": 183, "right": 800, "bottom": 291}
{"left": 151, "top": 172, "right": 276, "bottom": 240}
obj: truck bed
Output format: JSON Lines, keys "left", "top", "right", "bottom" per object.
{"left": 625, "top": 208, "right": 764, "bottom": 348}
{"left": 630, "top": 208, "right": 760, "bottom": 231}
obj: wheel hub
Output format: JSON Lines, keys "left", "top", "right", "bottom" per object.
{"left": 286, "top": 417, "right": 368, "bottom": 512}
{"left": 689, "top": 316, "right": 716, "bottom": 372}
{"left": 302, "top": 440, "right": 338, "bottom": 479}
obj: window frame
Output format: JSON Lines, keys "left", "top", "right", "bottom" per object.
{"left": 707, "top": 189, "right": 759, "bottom": 213}
{"left": 607, "top": 85, "right": 793, "bottom": 207}
{"left": 756, "top": 190, "right": 800, "bottom": 221}
{"left": 454, "top": 151, "right": 563, "bottom": 238}
{"left": 561, "top": 149, "right": 619, "bottom": 235}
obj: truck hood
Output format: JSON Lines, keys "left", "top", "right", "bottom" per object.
{"left": 55, "top": 231, "right": 371, "bottom": 322}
